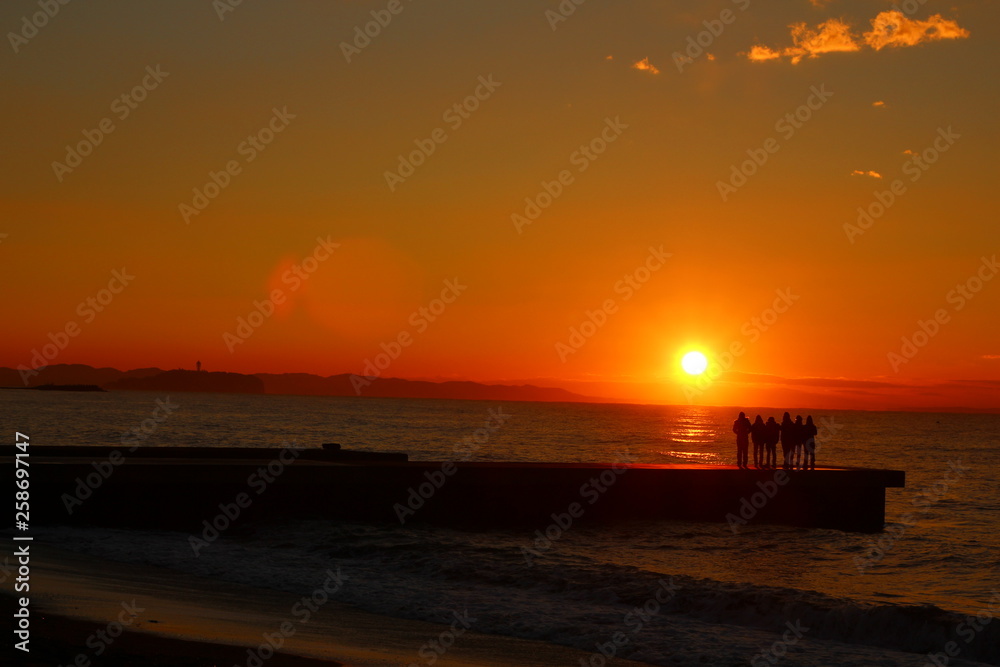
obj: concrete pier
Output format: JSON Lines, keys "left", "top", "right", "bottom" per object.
{"left": 6, "top": 447, "right": 905, "bottom": 533}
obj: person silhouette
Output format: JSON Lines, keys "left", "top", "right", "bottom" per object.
{"left": 764, "top": 416, "right": 780, "bottom": 468}
{"left": 802, "top": 415, "right": 818, "bottom": 470}
{"left": 779, "top": 412, "right": 795, "bottom": 470}
{"left": 792, "top": 415, "right": 804, "bottom": 468}
{"left": 732, "top": 411, "right": 752, "bottom": 469}
{"left": 750, "top": 415, "right": 766, "bottom": 469}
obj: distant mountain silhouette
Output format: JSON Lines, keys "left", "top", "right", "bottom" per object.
{"left": 256, "top": 373, "right": 591, "bottom": 402}
{"left": 105, "top": 370, "right": 264, "bottom": 394}
{"left": 0, "top": 363, "right": 160, "bottom": 388}
{"left": 0, "top": 364, "right": 599, "bottom": 403}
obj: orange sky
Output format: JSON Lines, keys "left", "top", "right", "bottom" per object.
{"left": 2, "top": 0, "right": 998, "bottom": 411}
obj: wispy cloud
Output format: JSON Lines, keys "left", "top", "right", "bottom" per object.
{"left": 872, "top": 100, "right": 886, "bottom": 108}
{"left": 749, "top": 18, "right": 860, "bottom": 64}
{"left": 786, "top": 18, "right": 861, "bottom": 63}
{"left": 864, "top": 11, "right": 970, "bottom": 50}
{"left": 747, "top": 45, "right": 782, "bottom": 62}
{"left": 631, "top": 57, "right": 660, "bottom": 74}
{"left": 851, "top": 169, "right": 882, "bottom": 178}
{"left": 982, "top": 354, "right": 1000, "bottom": 360}
{"left": 747, "top": 10, "right": 969, "bottom": 64}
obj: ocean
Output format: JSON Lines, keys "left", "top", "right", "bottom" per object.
{"left": 4, "top": 389, "right": 999, "bottom": 665}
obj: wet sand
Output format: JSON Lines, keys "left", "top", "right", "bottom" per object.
{"left": 13, "top": 542, "right": 651, "bottom": 666}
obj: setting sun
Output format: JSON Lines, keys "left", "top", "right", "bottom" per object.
{"left": 681, "top": 351, "right": 709, "bottom": 376}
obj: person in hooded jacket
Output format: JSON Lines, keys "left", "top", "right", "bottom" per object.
{"left": 802, "top": 415, "right": 818, "bottom": 470}
{"left": 732, "top": 411, "right": 752, "bottom": 469}
{"left": 764, "top": 416, "right": 780, "bottom": 468}
{"left": 750, "top": 415, "right": 767, "bottom": 469}
{"left": 792, "top": 415, "right": 805, "bottom": 468}
{"left": 779, "top": 412, "right": 796, "bottom": 470}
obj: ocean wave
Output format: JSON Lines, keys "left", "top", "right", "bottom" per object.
{"left": 29, "top": 521, "right": 1000, "bottom": 665}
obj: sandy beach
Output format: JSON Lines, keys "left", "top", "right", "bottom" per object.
{"left": 13, "top": 541, "right": 651, "bottom": 666}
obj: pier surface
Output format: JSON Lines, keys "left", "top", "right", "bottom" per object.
{"left": 6, "top": 446, "right": 905, "bottom": 533}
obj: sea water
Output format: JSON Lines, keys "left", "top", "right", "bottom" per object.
{"left": 4, "top": 389, "right": 999, "bottom": 665}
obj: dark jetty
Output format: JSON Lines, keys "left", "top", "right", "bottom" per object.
{"left": 8, "top": 446, "right": 904, "bottom": 533}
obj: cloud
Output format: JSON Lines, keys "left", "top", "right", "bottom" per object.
{"left": 786, "top": 18, "right": 861, "bottom": 62}
{"left": 747, "top": 10, "right": 968, "bottom": 63}
{"left": 872, "top": 100, "right": 886, "bottom": 108}
{"left": 749, "top": 18, "right": 860, "bottom": 64}
{"left": 809, "top": 0, "right": 834, "bottom": 7}
{"left": 851, "top": 169, "right": 882, "bottom": 178}
{"left": 982, "top": 354, "right": 1000, "bottom": 360}
{"left": 747, "top": 45, "right": 782, "bottom": 62}
{"left": 864, "top": 11, "right": 970, "bottom": 50}
{"left": 631, "top": 57, "right": 660, "bottom": 74}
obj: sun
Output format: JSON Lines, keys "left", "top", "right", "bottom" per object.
{"left": 681, "top": 351, "right": 708, "bottom": 375}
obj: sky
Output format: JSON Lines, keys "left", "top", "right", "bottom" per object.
{"left": 2, "top": 0, "right": 998, "bottom": 411}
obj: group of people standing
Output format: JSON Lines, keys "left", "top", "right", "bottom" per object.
{"left": 731, "top": 411, "right": 818, "bottom": 470}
